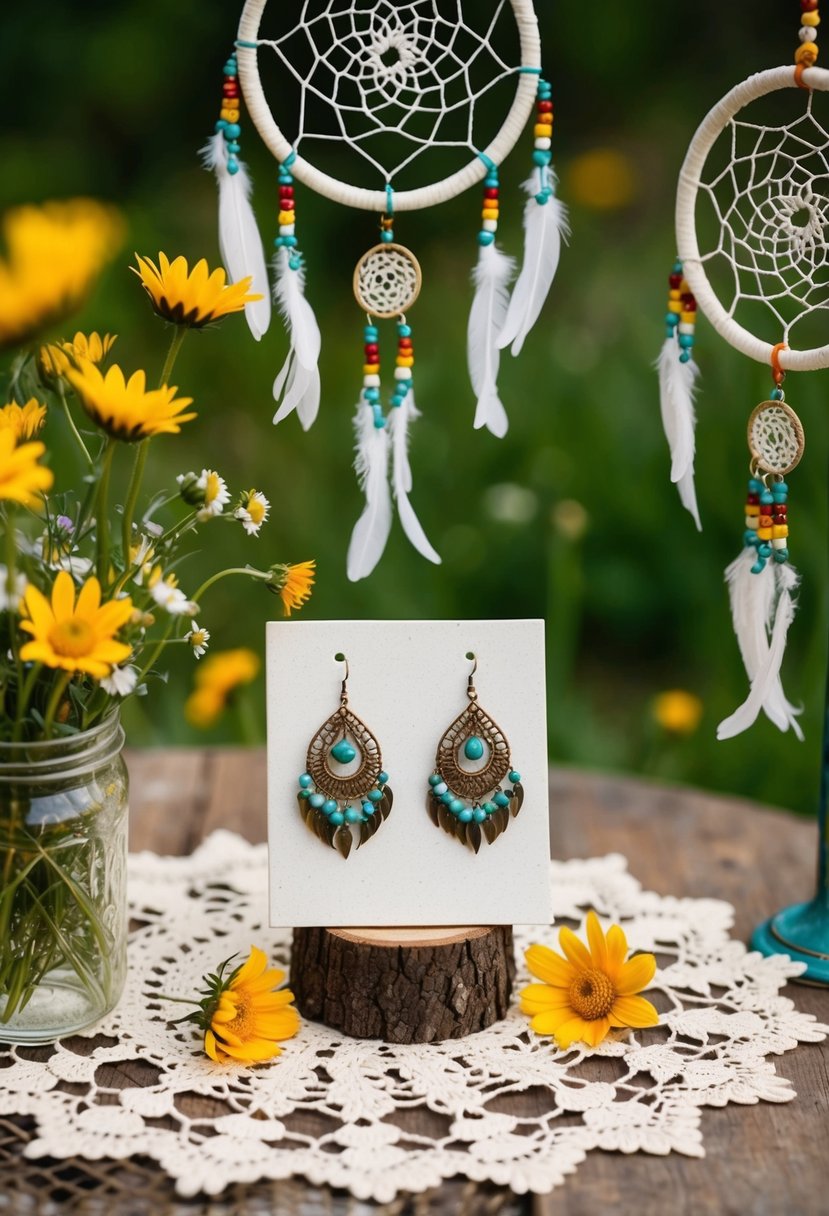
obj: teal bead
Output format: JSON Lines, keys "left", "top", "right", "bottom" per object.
{"left": 532, "top": 150, "right": 552, "bottom": 166}
{"left": 224, "top": 123, "right": 241, "bottom": 138}
{"left": 665, "top": 312, "right": 679, "bottom": 324}
{"left": 678, "top": 334, "right": 694, "bottom": 347}
{"left": 214, "top": 120, "right": 228, "bottom": 133}
{"left": 433, "top": 781, "right": 448, "bottom": 796}
{"left": 378, "top": 771, "right": 389, "bottom": 785}
{"left": 760, "top": 490, "right": 774, "bottom": 505}
{"left": 679, "top": 351, "right": 691, "bottom": 363}
{"left": 758, "top": 543, "right": 772, "bottom": 558}
{"left": 483, "top": 802, "right": 495, "bottom": 814}
{"left": 392, "top": 396, "right": 405, "bottom": 408}
{"left": 672, "top": 260, "right": 683, "bottom": 274}
{"left": 298, "top": 789, "right": 311, "bottom": 800}
{"left": 345, "top": 806, "right": 361, "bottom": 824}
{"left": 330, "top": 811, "right": 345, "bottom": 826}
{"left": 322, "top": 799, "right": 338, "bottom": 815}
{"left": 364, "top": 388, "right": 380, "bottom": 403}
{"left": 450, "top": 799, "right": 465, "bottom": 815}
{"left": 770, "top": 387, "right": 784, "bottom": 400}
{"left": 381, "top": 230, "right": 393, "bottom": 243}
{"left": 473, "top": 808, "right": 487, "bottom": 823}
{"left": 331, "top": 739, "right": 357, "bottom": 764}
{"left": 373, "top": 414, "right": 386, "bottom": 430}
{"left": 362, "top": 801, "right": 375, "bottom": 815}
{"left": 494, "top": 792, "right": 510, "bottom": 807}
{"left": 364, "top": 326, "right": 379, "bottom": 339}
{"left": 774, "top": 548, "right": 789, "bottom": 562}
{"left": 748, "top": 478, "right": 763, "bottom": 493}
{"left": 289, "top": 255, "right": 303, "bottom": 271}
{"left": 428, "top": 773, "right": 441, "bottom": 786}
{"left": 509, "top": 770, "right": 521, "bottom": 784}
{"left": 310, "top": 793, "right": 325, "bottom": 808}
{"left": 477, "top": 231, "right": 495, "bottom": 246}
{"left": 744, "top": 530, "right": 759, "bottom": 547}
{"left": 464, "top": 735, "right": 484, "bottom": 761}
{"left": 368, "top": 788, "right": 384, "bottom": 802}
{"left": 227, "top": 159, "right": 239, "bottom": 175}
{"left": 458, "top": 808, "right": 473, "bottom": 823}
{"left": 299, "top": 773, "right": 313, "bottom": 788}
{"left": 226, "top": 141, "right": 240, "bottom": 153}
{"left": 397, "top": 324, "right": 412, "bottom": 337}
{"left": 441, "top": 791, "right": 454, "bottom": 804}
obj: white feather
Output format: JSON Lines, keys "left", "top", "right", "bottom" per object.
{"left": 467, "top": 242, "right": 515, "bottom": 438}
{"left": 656, "top": 338, "right": 701, "bottom": 530}
{"left": 717, "top": 553, "right": 803, "bottom": 740}
{"left": 389, "top": 393, "right": 441, "bottom": 565}
{"left": 272, "top": 249, "right": 321, "bottom": 431}
{"left": 498, "top": 174, "right": 568, "bottom": 356}
{"left": 347, "top": 406, "right": 392, "bottom": 582}
{"left": 201, "top": 133, "right": 271, "bottom": 341}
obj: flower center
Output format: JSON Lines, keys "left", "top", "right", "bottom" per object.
{"left": 568, "top": 967, "right": 615, "bottom": 1020}
{"left": 49, "top": 617, "right": 94, "bottom": 658}
{"left": 223, "top": 994, "right": 252, "bottom": 1038}
{"left": 204, "top": 472, "right": 220, "bottom": 504}
{"left": 246, "top": 498, "right": 266, "bottom": 524}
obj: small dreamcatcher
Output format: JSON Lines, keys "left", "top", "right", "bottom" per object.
{"left": 203, "top": 0, "right": 567, "bottom": 579}
{"left": 658, "top": 4, "right": 827, "bottom": 740}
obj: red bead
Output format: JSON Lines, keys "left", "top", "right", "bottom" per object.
{"left": 279, "top": 189, "right": 294, "bottom": 200}
{"left": 484, "top": 187, "right": 499, "bottom": 199}
{"left": 775, "top": 504, "right": 788, "bottom": 515}
{"left": 747, "top": 494, "right": 760, "bottom": 504}
{"left": 537, "top": 101, "right": 553, "bottom": 112}
{"left": 364, "top": 344, "right": 379, "bottom": 357}
{"left": 802, "top": 0, "right": 818, "bottom": 10}
{"left": 683, "top": 299, "right": 697, "bottom": 311}
{"left": 223, "top": 83, "right": 239, "bottom": 94}
{"left": 668, "top": 274, "right": 682, "bottom": 288}
{"left": 398, "top": 338, "right": 413, "bottom": 347}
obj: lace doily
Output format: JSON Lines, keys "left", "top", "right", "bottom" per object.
{"left": 1, "top": 832, "right": 825, "bottom": 1203}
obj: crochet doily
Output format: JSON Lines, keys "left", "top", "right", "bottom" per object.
{"left": 1, "top": 831, "right": 825, "bottom": 1202}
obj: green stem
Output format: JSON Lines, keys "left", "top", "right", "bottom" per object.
{"left": 131, "top": 616, "right": 176, "bottom": 689}
{"left": 56, "top": 377, "right": 93, "bottom": 467}
{"left": 13, "top": 662, "right": 42, "bottom": 742}
{"left": 96, "top": 439, "right": 116, "bottom": 582}
{"left": 191, "top": 566, "right": 270, "bottom": 606}
{"left": 158, "top": 326, "right": 188, "bottom": 390}
{"left": 43, "top": 672, "right": 72, "bottom": 739}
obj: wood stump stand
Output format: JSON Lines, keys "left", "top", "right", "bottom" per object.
{"left": 290, "top": 925, "right": 515, "bottom": 1044}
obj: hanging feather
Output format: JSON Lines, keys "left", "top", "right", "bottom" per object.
{"left": 272, "top": 248, "right": 321, "bottom": 431}
{"left": 389, "top": 393, "right": 441, "bottom": 565}
{"left": 717, "top": 552, "right": 802, "bottom": 740}
{"left": 201, "top": 132, "right": 271, "bottom": 341}
{"left": 467, "top": 243, "right": 515, "bottom": 438}
{"left": 656, "top": 337, "right": 701, "bottom": 531}
{"left": 498, "top": 174, "right": 568, "bottom": 356}
{"left": 347, "top": 405, "right": 392, "bottom": 582}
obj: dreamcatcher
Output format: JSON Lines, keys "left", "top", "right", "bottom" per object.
{"left": 659, "top": 3, "right": 828, "bottom": 740}
{"left": 203, "top": 0, "right": 566, "bottom": 580}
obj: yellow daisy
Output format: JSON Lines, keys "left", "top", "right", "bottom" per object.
{"left": 0, "top": 398, "right": 47, "bottom": 442}
{"left": 267, "top": 561, "right": 316, "bottom": 617}
{"left": 132, "top": 253, "right": 262, "bottom": 327}
{"left": 65, "top": 360, "right": 196, "bottom": 442}
{"left": 184, "top": 647, "right": 260, "bottom": 728}
{"left": 19, "top": 570, "right": 133, "bottom": 679}
{"left": 204, "top": 946, "right": 300, "bottom": 1063}
{"left": 40, "top": 331, "right": 117, "bottom": 381}
{"left": 520, "top": 911, "right": 658, "bottom": 1050}
{"left": 0, "top": 428, "right": 53, "bottom": 506}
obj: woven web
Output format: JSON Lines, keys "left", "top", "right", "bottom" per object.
{"left": 255, "top": 0, "right": 520, "bottom": 187}
{"left": 695, "top": 91, "right": 829, "bottom": 346}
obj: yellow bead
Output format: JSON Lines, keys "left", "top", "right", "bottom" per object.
{"left": 746, "top": 505, "right": 760, "bottom": 517}
{"left": 796, "top": 42, "right": 819, "bottom": 64}
{"left": 669, "top": 290, "right": 682, "bottom": 301}
{"left": 396, "top": 356, "right": 414, "bottom": 368}
{"left": 680, "top": 311, "right": 696, "bottom": 323}
{"left": 363, "top": 363, "right": 380, "bottom": 374}
{"left": 772, "top": 524, "right": 790, "bottom": 538}
{"left": 802, "top": 11, "right": 820, "bottom": 26}
{"left": 278, "top": 210, "right": 295, "bottom": 224}
{"left": 680, "top": 279, "right": 690, "bottom": 293}
{"left": 534, "top": 123, "right": 553, "bottom": 137}
{"left": 482, "top": 208, "right": 499, "bottom": 220}
{"left": 758, "top": 527, "right": 773, "bottom": 539}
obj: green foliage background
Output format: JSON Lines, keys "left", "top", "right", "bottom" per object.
{"left": 2, "top": 1, "right": 826, "bottom": 814}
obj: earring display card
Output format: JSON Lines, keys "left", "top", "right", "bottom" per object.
{"left": 266, "top": 619, "right": 551, "bottom": 928}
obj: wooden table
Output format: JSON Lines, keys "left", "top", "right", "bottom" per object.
{"left": 1, "top": 749, "right": 826, "bottom": 1215}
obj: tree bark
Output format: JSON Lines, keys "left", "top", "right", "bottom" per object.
{"left": 290, "top": 925, "right": 515, "bottom": 1044}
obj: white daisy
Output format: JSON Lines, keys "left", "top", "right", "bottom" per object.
{"left": 100, "top": 665, "right": 138, "bottom": 697}
{"left": 0, "top": 565, "right": 27, "bottom": 612}
{"left": 234, "top": 489, "right": 270, "bottom": 537}
{"left": 196, "top": 469, "right": 231, "bottom": 520}
{"left": 150, "top": 577, "right": 198, "bottom": 617}
{"left": 185, "top": 623, "right": 211, "bottom": 658}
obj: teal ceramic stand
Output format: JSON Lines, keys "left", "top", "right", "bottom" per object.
{"left": 751, "top": 668, "right": 829, "bottom": 984}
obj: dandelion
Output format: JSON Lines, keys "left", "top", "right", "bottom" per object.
{"left": 185, "top": 647, "right": 259, "bottom": 729}
{"left": 41, "top": 331, "right": 117, "bottom": 381}
{"left": 100, "top": 665, "right": 138, "bottom": 697}
{"left": 0, "top": 428, "right": 53, "bottom": 507}
{"left": 520, "top": 911, "right": 658, "bottom": 1050}
{"left": 234, "top": 489, "right": 270, "bottom": 537}
{"left": 19, "top": 570, "right": 133, "bottom": 679}
{"left": 266, "top": 561, "right": 316, "bottom": 617}
{"left": 132, "top": 253, "right": 262, "bottom": 328}
{"left": 186, "top": 623, "right": 211, "bottom": 659}
{"left": 653, "top": 690, "right": 703, "bottom": 736}
{"left": 0, "top": 398, "right": 47, "bottom": 442}
{"left": 65, "top": 361, "right": 196, "bottom": 442}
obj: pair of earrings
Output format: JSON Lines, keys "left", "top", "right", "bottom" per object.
{"left": 296, "top": 653, "right": 524, "bottom": 859}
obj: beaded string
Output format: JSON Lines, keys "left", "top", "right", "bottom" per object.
{"left": 214, "top": 52, "right": 243, "bottom": 175}
{"left": 665, "top": 261, "right": 698, "bottom": 362}
{"left": 745, "top": 349, "right": 791, "bottom": 573}
{"left": 476, "top": 158, "right": 500, "bottom": 247}
{"left": 360, "top": 216, "right": 414, "bottom": 431}
{"left": 796, "top": 0, "right": 820, "bottom": 71}
{"left": 275, "top": 152, "right": 303, "bottom": 272}
{"left": 531, "top": 77, "right": 555, "bottom": 203}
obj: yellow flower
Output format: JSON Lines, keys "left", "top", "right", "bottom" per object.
{"left": 203, "top": 946, "right": 300, "bottom": 1063}
{"left": 0, "top": 428, "right": 53, "bottom": 506}
{"left": 267, "top": 561, "right": 316, "bottom": 617}
{"left": 19, "top": 570, "right": 133, "bottom": 678}
{"left": 563, "top": 148, "right": 637, "bottom": 212}
{"left": 0, "top": 398, "right": 47, "bottom": 442}
{"left": 65, "top": 360, "right": 196, "bottom": 442}
{"left": 184, "top": 647, "right": 260, "bottom": 728}
{"left": 41, "top": 331, "right": 117, "bottom": 381}
{"left": 0, "top": 199, "right": 123, "bottom": 350}
{"left": 520, "top": 911, "right": 658, "bottom": 1050}
{"left": 653, "top": 690, "right": 703, "bottom": 736}
{"left": 132, "top": 253, "right": 262, "bottom": 328}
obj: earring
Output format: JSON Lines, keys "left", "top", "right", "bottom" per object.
{"left": 297, "top": 654, "right": 392, "bottom": 858}
{"left": 426, "top": 653, "right": 523, "bottom": 853}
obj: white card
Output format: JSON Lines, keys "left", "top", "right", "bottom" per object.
{"left": 266, "top": 619, "right": 551, "bottom": 927}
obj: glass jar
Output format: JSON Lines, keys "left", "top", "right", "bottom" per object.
{"left": 0, "top": 713, "right": 128, "bottom": 1043}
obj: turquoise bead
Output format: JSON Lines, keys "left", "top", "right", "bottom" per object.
{"left": 227, "top": 160, "right": 239, "bottom": 175}
{"left": 373, "top": 411, "right": 386, "bottom": 430}
{"left": 494, "top": 792, "right": 510, "bottom": 808}
{"left": 751, "top": 559, "right": 767, "bottom": 574}
{"left": 428, "top": 773, "right": 441, "bottom": 786}
{"left": 760, "top": 490, "right": 774, "bottom": 505}
{"left": 397, "top": 324, "right": 412, "bottom": 337}
{"left": 749, "top": 478, "right": 763, "bottom": 493}
{"left": 224, "top": 123, "right": 241, "bottom": 138}
{"left": 459, "top": 808, "right": 473, "bottom": 823}
{"left": 331, "top": 739, "right": 357, "bottom": 764}
{"left": 758, "top": 543, "right": 772, "bottom": 558}
{"left": 770, "top": 387, "right": 784, "bottom": 400}
{"left": 310, "top": 793, "right": 325, "bottom": 808}
{"left": 532, "top": 150, "right": 551, "bottom": 166}
{"left": 364, "top": 388, "right": 380, "bottom": 403}
{"left": 362, "top": 800, "right": 375, "bottom": 815}
{"left": 364, "top": 326, "right": 379, "bottom": 339}
{"left": 330, "top": 811, "right": 345, "bottom": 826}
{"left": 483, "top": 802, "right": 495, "bottom": 814}
{"left": 777, "top": 482, "right": 789, "bottom": 493}
{"left": 381, "top": 231, "right": 393, "bottom": 243}
{"left": 214, "top": 120, "right": 228, "bottom": 133}
{"left": 226, "top": 141, "right": 240, "bottom": 153}
{"left": 473, "top": 808, "right": 487, "bottom": 823}
{"left": 322, "top": 799, "right": 338, "bottom": 815}
{"left": 477, "top": 231, "right": 495, "bottom": 246}
{"left": 345, "top": 807, "right": 361, "bottom": 824}
{"left": 368, "top": 788, "right": 384, "bottom": 802}
{"left": 774, "top": 549, "right": 789, "bottom": 562}
{"left": 665, "top": 312, "right": 679, "bottom": 324}
{"left": 509, "top": 770, "right": 521, "bottom": 784}
{"left": 450, "top": 799, "right": 465, "bottom": 815}
{"left": 378, "top": 771, "right": 389, "bottom": 785}
{"left": 298, "top": 789, "right": 311, "bottom": 800}
{"left": 299, "top": 773, "right": 312, "bottom": 788}
{"left": 441, "top": 791, "right": 454, "bottom": 804}
{"left": 434, "top": 781, "right": 448, "bottom": 796}
{"left": 464, "top": 735, "right": 484, "bottom": 761}
{"left": 678, "top": 334, "right": 694, "bottom": 347}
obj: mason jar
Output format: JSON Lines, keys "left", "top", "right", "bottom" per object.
{"left": 0, "top": 713, "right": 128, "bottom": 1042}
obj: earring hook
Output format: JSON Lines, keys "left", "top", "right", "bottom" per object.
{"left": 336, "top": 653, "right": 349, "bottom": 705}
{"left": 466, "top": 651, "right": 478, "bottom": 700}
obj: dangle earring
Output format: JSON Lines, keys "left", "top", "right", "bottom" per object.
{"left": 427, "top": 654, "right": 523, "bottom": 853}
{"left": 297, "top": 655, "right": 392, "bottom": 858}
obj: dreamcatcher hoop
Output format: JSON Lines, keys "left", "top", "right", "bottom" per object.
{"left": 236, "top": 0, "right": 541, "bottom": 211}
{"left": 676, "top": 65, "right": 829, "bottom": 372}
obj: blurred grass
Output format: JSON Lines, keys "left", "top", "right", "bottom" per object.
{"left": 1, "top": 0, "right": 826, "bottom": 814}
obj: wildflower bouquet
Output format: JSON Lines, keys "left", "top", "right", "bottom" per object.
{"left": 0, "top": 202, "right": 314, "bottom": 1034}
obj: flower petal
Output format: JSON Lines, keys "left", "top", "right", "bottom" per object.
{"left": 530, "top": 1007, "right": 574, "bottom": 1035}
{"left": 204, "top": 1028, "right": 221, "bottom": 1061}
{"left": 616, "top": 953, "right": 657, "bottom": 995}
{"left": 552, "top": 1017, "right": 590, "bottom": 1050}
{"left": 585, "top": 911, "right": 607, "bottom": 971}
{"left": 604, "top": 924, "right": 629, "bottom": 981}
{"left": 610, "top": 994, "right": 660, "bottom": 1028}
{"left": 524, "top": 943, "right": 575, "bottom": 988}
{"left": 580, "top": 1016, "right": 612, "bottom": 1047}
{"left": 51, "top": 569, "right": 76, "bottom": 620}
{"left": 519, "top": 983, "right": 573, "bottom": 1015}
{"left": 558, "top": 925, "right": 593, "bottom": 971}
{"left": 232, "top": 945, "right": 269, "bottom": 988}
{"left": 216, "top": 1038, "right": 283, "bottom": 1063}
